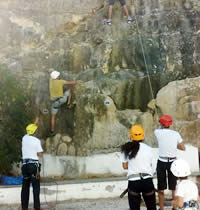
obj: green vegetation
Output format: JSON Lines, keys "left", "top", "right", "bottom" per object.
{"left": 0, "top": 66, "right": 32, "bottom": 175}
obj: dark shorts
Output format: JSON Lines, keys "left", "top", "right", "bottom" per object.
{"left": 156, "top": 160, "right": 177, "bottom": 190}
{"left": 128, "top": 178, "right": 157, "bottom": 210}
{"left": 109, "top": 0, "right": 126, "bottom": 6}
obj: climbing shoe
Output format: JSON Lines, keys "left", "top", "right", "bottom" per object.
{"left": 105, "top": 19, "right": 112, "bottom": 25}
{"left": 127, "top": 17, "right": 133, "bottom": 24}
{"left": 48, "top": 131, "right": 56, "bottom": 137}
{"left": 66, "top": 104, "right": 75, "bottom": 109}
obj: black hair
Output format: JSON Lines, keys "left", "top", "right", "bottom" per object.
{"left": 178, "top": 177, "right": 188, "bottom": 180}
{"left": 121, "top": 141, "right": 141, "bottom": 160}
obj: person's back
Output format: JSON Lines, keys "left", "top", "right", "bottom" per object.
{"left": 154, "top": 128, "right": 183, "bottom": 158}
{"left": 127, "top": 142, "right": 154, "bottom": 177}
{"left": 176, "top": 180, "right": 198, "bottom": 203}
{"left": 21, "top": 123, "right": 43, "bottom": 210}
{"left": 121, "top": 125, "right": 157, "bottom": 210}
{"left": 155, "top": 115, "right": 185, "bottom": 210}
{"left": 49, "top": 70, "right": 81, "bottom": 136}
{"left": 171, "top": 159, "right": 199, "bottom": 210}
{"left": 22, "top": 134, "right": 42, "bottom": 160}
{"left": 49, "top": 79, "right": 66, "bottom": 101}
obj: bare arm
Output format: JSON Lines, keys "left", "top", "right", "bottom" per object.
{"left": 64, "top": 80, "right": 81, "bottom": 85}
{"left": 122, "top": 162, "right": 128, "bottom": 170}
{"left": 34, "top": 117, "right": 39, "bottom": 125}
{"left": 172, "top": 196, "right": 184, "bottom": 208}
{"left": 177, "top": 142, "right": 185, "bottom": 151}
{"left": 37, "top": 152, "right": 43, "bottom": 157}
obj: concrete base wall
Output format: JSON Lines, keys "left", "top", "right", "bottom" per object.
{"left": 0, "top": 176, "right": 198, "bottom": 206}
{"left": 0, "top": 144, "right": 198, "bottom": 205}
{"left": 41, "top": 144, "right": 199, "bottom": 178}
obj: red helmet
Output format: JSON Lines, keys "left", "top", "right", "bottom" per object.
{"left": 159, "top": 115, "right": 173, "bottom": 127}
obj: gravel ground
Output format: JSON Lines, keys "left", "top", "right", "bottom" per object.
{"left": 0, "top": 197, "right": 173, "bottom": 210}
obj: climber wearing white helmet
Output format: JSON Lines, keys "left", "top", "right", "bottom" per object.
{"left": 49, "top": 70, "right": 81, "bottom": 136}
{"left": 170, "top": 159, "right": 200, "bottom": 210}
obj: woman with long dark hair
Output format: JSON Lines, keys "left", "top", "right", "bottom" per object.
{"left": 121, "top": 125, "right": 157, "bottom": 210}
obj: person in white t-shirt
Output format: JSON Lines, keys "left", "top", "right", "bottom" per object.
{"left": 21, "top": 120, "right": 43, "bottom": 210}
{"left": 121, "top": 125, "right": 157, "bottom": 210}
{"left": 154, "top": 115, "right": 185, "bottom": 210}
{"left": 170, "top": 159, "right": 200, "bottom": 210}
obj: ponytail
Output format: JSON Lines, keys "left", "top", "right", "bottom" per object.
{"left": 121, "top": 141, "right": 140, "bottom": 160}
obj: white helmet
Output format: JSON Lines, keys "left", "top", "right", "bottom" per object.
{"left": 170, "top": 159, "right": 191, "bottom": 177}
{"left": 50, "top": 70, "right": 60, "bottom": 79}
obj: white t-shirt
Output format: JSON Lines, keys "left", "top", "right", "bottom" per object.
{"left": 22, "top": 134, "right": 43, "bottom": 160}
{"left": 121, "top": 142, "right": 154, "bottom": 181}
{"left": 154, "top": 128, "right": 183, "bottom": 161}
{"left": 176, "top": 180, "right": 198, "bottom": 202}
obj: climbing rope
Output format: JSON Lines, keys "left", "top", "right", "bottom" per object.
{"left": 40, "top": 1, "right": 59, "bottom": 209}
{"left": 41, "top": 156, "right": 58, "bottom": 210}
{"left": 134, "top": 0, "right": 159, "bottom": 118}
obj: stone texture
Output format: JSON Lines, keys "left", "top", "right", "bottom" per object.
{"left": 155, "top": 76, "right": 200, "bottom": 147}
{"left": 1, "top": 0, "right": 200, "bottom": 158}
{"left": 68, "top": 144, "right": 76, "bottom": 156}
{"left": 62, "top": 135, "right": 72, "bottom": 143}
{"left": 53, "top": 133, "right": 62, "bottom": 148}
{"left": 57, "top": 143, "right": 68, "bottom": 155}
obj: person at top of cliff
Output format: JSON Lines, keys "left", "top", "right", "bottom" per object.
{"left": 170, "top": 159, "right": 200, "bottom": 210}
{"left": 121, "top": 125, "right": 157, "bottom": 210}
{"left": 49, "top": 70, "right": 80, "bottom": 137}
{"left": 154, "top": 115, "right": 186, "bottom": 210}
{"left": 105, "top": 0, "right": 132, "bottom": 25}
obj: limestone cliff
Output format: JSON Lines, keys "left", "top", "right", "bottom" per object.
{"left": 0, "top": 0, "right": 200, "bottom": 157}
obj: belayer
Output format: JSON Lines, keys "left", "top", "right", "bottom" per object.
{"left": 154, "top": 115, "right": 185, "bottom": 210}
{"left": 121, "top": 125, "right": 157, "bottom": 210}
{"left": 21, "top": 119, "right": 43, "bottom": 210}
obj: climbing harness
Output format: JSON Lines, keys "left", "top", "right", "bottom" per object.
{"left": 159, "top": 156, "right": 176, "bottom": 162}
{"left": 22, "top": 159, "right": 41, "bottom": 180}
{"left": 128, "top": 173, "right": 152, "bottom": 180}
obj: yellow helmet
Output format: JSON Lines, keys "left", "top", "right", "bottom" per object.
{"left": 26, "top": 124, "right": 38, "bottom": 135}
{"left": 130, "top": 125, "right": 144, "bottom": 141}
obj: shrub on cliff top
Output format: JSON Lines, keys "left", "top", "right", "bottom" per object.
{"left": 0, "top": 66, "right": 32, "bottom": 175}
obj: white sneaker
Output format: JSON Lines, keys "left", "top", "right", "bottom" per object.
{"left": 105, "top": 19, "right": 112, "bottom": 25}
{"left": 127, "top": 17, "right": 132, "bottom": 24}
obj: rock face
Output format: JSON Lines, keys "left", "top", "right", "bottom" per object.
{"left": 0, "top": 0, "right": 200, "bottom": 158}
{"left": 155, "top": 76, "right": 200, "bottom": 147}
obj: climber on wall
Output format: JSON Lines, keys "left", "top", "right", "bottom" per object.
{"left": 105, "top": 0, "right": 132, "bottom": 25}
{"left": 49, "top": 70, "right": 80, "bottom": 137}
{"left": 121, "top": 125, "right": 157, "bottom": 210}
{"left": 154, "top": 115, "right": 186, "bottom": 210}
{"left": 21, "top": 117, "right": 43, "bottom": 210}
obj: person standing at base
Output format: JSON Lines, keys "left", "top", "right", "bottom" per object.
{"left": 106, "top": 0, "right": 132, "bottom": 25}
{"left": 121, "top": 125, "right": 157, "bottom": 210}
{"left": 21, "top": 120, "right": 43, "bottom": 210}
{"left": 170, "top": 159, "right": 200, "bottom": 210}
{"left": 49, "top": 70, "right": 80, "bottom": 136}
{"left": 154, "top": 115, "right": 186, "bottom": 210}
